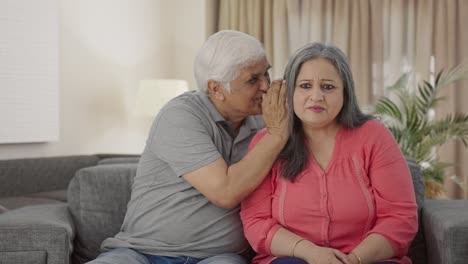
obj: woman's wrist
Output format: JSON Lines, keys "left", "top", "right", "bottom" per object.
{"left": 292, "top": 239, "right": 318, "bottom": 260}
{"left": 291, "top": 238, "right": 306, "bottom": 257}
{"left": 349, "top": 252, "right": 362, "bottom": 264}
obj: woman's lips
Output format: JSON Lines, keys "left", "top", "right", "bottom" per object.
{"left": 309, "top": 106, "right": 325, "bottom": 113}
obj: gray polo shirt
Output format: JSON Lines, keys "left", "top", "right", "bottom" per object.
{"left": 102, "top": 91, "right": 264, "bottom": 258}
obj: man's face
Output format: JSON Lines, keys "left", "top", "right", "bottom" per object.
{"left": 223, "top": 58, "right": 271, "bottom": 117}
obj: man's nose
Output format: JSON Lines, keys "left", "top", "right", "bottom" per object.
{"left": 259, "top": 76, "right": 270, "bottom": 92}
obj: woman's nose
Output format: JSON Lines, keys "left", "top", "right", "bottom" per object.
{"left": 310, "top": 87, "right": 324, "bottom": 101}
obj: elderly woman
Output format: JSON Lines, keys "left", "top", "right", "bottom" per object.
{"left": 240, "top": 42, "right": 418, "bottom": 264}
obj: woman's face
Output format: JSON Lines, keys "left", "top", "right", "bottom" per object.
{"left": 293, "top": 58, "right": 344, "bottom": 129}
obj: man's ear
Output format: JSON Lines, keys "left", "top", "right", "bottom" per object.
{"left": 207, "top": 80, "right": 226, "bottom": 100}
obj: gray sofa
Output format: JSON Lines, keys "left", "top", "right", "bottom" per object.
{"left": 0, "top": 155, "right": 139, "bottom": 264}
{"left": 1, "top": 157, "right": 468, "bottom": 264}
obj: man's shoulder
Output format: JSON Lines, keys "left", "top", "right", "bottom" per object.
{"left": 164, "top": 91, "right": 205, "bottom": 111}
{"left": 158, "top": 91, "right": 211, "bottom": 122}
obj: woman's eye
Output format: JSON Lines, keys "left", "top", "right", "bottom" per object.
{"left": 322, "top": 84, "right": 335, "bottom": 90}
{"left": 299, "top": 83, "right": 311, "bottom": 89}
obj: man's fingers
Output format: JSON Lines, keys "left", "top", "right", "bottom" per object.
{"left": 267, "top": 79, "right": 282, "bottom": 105}
{"left": 279, "top": 80, "right": 287, "bottom": 104}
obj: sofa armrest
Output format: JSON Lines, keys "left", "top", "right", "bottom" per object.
{"left": 0, "top": 203, "right": 75, "bottom": 264}
{"left": 422, "top": 199, "right": 468, "bottom": 264}
{"left": 68, "top": 163, "right": 137, "bottom": 263}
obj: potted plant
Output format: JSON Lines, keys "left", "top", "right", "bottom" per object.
{"left": 372, "top": 64, "right": 468, "bottom": 198}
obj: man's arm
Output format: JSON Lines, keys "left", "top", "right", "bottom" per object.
{"left": 182, "top": 80, "right": 288, "bottom": 209}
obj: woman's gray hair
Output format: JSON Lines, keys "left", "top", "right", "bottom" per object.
{"left": 194, "top": 30, "right": 266, "bottom": 93}
{"left": 279, "top": 42, "right": 373, "bottom": 181}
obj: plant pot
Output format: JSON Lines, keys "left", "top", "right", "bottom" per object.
{"left": 425, "top": 179, "right": 447, "bottom": 199}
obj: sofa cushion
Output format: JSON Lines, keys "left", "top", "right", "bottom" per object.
{"left": 406, "top": 159, "right": 426, "bottom": 264}
{"left": 68, "top": 163, "right": 137, "bottom": 263}
{"left": 0, "top": 204, "right": 7, "bottom": 214}
{"left": 28, "top": 189, "right": 68, "bottom": 202}
{"left": 0, "top": 155, "right": 100, "bottom": 198}
{"left": 407, "top": 159, "right": 425, "bottom": 209}
{"left": 423, "top": 200, "right": 468, "bottom": 264}
{"left": 0, "top": 196, "right": 64, "bottom": 211}
{"left": 0, "top": 203, "right": 74, "bottom": 264}
{"left": 0, "top": 251, "right": 47, "bottom": 264}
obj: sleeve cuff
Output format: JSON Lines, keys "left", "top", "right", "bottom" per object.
{"left": 366, "top": 231, "right": 405, "bottom": 257}
{"left": 264, "top": 224, "right": 283, "bottom": 255}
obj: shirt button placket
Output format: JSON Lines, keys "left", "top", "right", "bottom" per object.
{"left": 322, "top": 172, "right": 330, "bottom": 248}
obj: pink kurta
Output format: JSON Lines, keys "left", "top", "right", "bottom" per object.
{"left": 241, "top": 120, "right": 418, "bottom": 264}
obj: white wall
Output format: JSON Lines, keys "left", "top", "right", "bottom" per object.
{"left": 0, "top": 0, "right": 212, "bottom": 159}
{"left": 0, "top": 0, "right": 60, "bottom": 144}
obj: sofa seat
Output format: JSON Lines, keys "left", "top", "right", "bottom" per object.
{"left": 0, "top": 204, "right": 75, "bottom": 264}
{"left": 0, "top": 251, "right": 47, "bottom": 264}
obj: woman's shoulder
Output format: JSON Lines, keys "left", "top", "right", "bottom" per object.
{"left": 248, "top": 128, "right": 268, "bottom": 148}
{"left": 340, "top": 119, "right": 392, "bottom": 146}
{"left": 358, "top": 118, "right": 388, "bottom": 132}
{"left": 348, "top": 119, "right": 389, "bottom": 136}
{"left": 253, "top": 128, "right": 268, "bottom": 139}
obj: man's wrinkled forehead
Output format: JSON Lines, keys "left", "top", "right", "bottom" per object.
{"left": 237, "top": 60, "right": 271, "bottom": 79}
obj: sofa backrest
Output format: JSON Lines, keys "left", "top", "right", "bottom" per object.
{"left": 406, "top": 159, "right": 426, "bottom": 264}
{"left": 0, "top": 155, "right": 100, "bottom": 198}
{"left": 67, "top": 159, "right": 425, "bottom": 264}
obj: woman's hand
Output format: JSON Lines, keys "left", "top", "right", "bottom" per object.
{"left": 304, "top": 246, "right": 351, "bottom": 264}
{"left": 346, "top": 253, "right": 361, "bottom": 264}
{"left": 295, "top": 240, "right": 352, "bottom": 264}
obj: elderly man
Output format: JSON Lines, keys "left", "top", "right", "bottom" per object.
{"left": 88, "top": 30, "right": 288, "bottom": 264}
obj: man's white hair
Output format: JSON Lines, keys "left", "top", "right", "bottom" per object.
{"left": 194, "top": 30, "right": 266, "bottom": 93}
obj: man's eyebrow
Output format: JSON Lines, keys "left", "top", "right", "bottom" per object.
{"left": 245, "top": 65, "right": 272, "bottom": 80}
{"left": 251, "top": 65, "right": 272, "bottom": 77}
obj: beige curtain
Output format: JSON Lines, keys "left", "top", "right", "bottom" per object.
{"left": 218, "top": 0, "right": 378, "bottom": 105}
{"left": 217, "top": 0, "right": 468, "bottom": 198}
{"left": 286, "top": 0, "right": 376, "bottom": 106}
{"left": 432, "top": 0, "right": 468, "bottom": 199}
{"left": 218, "top": 0, "right": 289, "bottom": 79}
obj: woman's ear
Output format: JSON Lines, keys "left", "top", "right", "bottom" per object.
{"left": 207, "top": 80, "right": 226, "bottom": 100}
